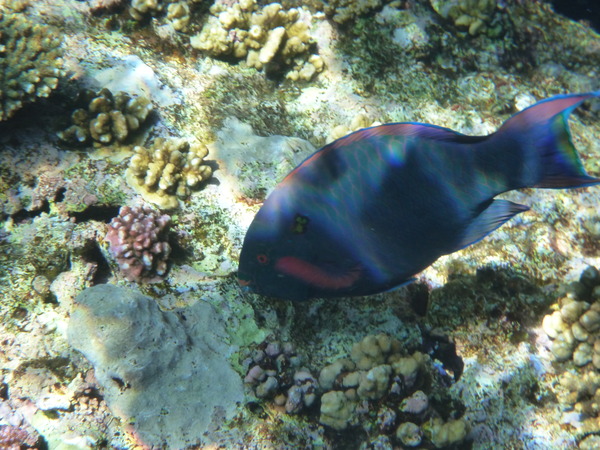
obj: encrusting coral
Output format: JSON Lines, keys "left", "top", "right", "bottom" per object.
{"left": 0, "top": 10, "right": 65, "bottom": 121}
{"left": 105, "top": 205, "right": 171, "bottom": 283}
{"left": 125, "top": 137, "right": 212, "bottom": 209}
{"left": 190, "top": 0, "right": 324, "bottom": 80}
{"left": 58, "top": 88, "right": 153, "bottom": 147}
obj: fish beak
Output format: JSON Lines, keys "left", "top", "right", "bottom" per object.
{"left": 238, "top": 278, "right": 251, "bottom": 287}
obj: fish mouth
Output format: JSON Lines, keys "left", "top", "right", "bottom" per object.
{"left": 237, "top": 272, "right": 253, "bottom": 289}
{"left": 238, "top": 278, "right": 251, "bottom": 287}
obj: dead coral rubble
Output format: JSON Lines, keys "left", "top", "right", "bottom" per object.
{"left": 105, "top": 205, "right": 171, "bottom": 283}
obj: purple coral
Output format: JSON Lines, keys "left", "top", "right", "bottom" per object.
{"left": 105, "top": 205, "right": 171, "bottom": 283}
{"left": 0, "top": 425, "right": 37, "bottom": 449}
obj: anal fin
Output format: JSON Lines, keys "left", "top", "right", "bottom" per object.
{"left": 458, "top": 199, "right": 529, "bottom": 250}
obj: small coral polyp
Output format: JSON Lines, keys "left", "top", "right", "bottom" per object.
{"left": 105, "top": 205, "right": 171, "bottom": 283}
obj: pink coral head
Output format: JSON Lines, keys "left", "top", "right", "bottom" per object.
{"left": 105, "top": 205, "right": 171, "bottom": 283}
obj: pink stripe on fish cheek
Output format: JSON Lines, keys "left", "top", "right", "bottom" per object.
{"left": 275, "top": 256, "right": 361, "bottom": 290}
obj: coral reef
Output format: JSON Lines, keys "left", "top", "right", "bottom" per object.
{"left": 317, "top": 334, "right": 468, "bottom": 447}
{"left": 68, "top": 284, "right": 244, "bottom": 448}
{"left": 190, "top": 0, "right": 324, "bottom": 80}
{"left": 105, "top": 205, "right": 171, "bottom": 283}
{"left": 243, "top": 339, "right": 318, "bottom": 414}
{"left": 1, "top": 0, "right": 600, "bottom": 447}
{"left": 57, "top": 88, "right": 153, "bottom": 147}
{"left": 125, "top": 137, "right": 212, "bottom": 209}
{"left": 0, "top": 10, "right": 64, "bottom": 121}
{"left": 429, "top": 0, "right": 499, "bottom": 36}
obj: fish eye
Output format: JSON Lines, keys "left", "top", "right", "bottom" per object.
{"left": 256, "top": 254, "right": 269, "bottom": 265}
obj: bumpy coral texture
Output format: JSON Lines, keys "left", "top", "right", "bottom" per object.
{"left": 105, "top": 205, "right": 171, "bottom": 283}
{"left": 129, "top": 0, "right": 197, "bottom": 31}
{"left": 126, "top": 137, "right": 212, "bottom": 209}
{"left": 0, "top": 11, "right": 64, "bottom": 121}
{"left": 0, "top": 425, "right": 38, "bottom": 449}
{"left": 429, "top": 0, "right": 498, "bottom": 35}
{"left": 542, "top": 266, "right": 600, "bottom": 367}
{"left": 190, "top": 0, "right": 324, "bottom": 80}
{"left": 57, "top": 88, "right": 153, "bottom": 147}
{"left": 317, "top": 334, "right": 468, "bottom": 448}
{"left": 321, "top": 0, "right": 382, "bottom": 24}
{"left": 244, "top": 339, "right": 318, "bottom": 414}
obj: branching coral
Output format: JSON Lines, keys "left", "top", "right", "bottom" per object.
{"left": 129, "top": 0, "right": 197, "bottom": 31}
{"left": 190, "top": 0, "right": 324, "bottom": 80}
{"left": 0, "top": 10, "right": 65, "bottom": 121}
{"left": 125, "top": 137, "right": 212, "bottom": 209}
{"left": 58, "top": 88, "right": 153, "bottom": 147}
{"left": 429, "top": 0, "right": 499, "bottom": 36}
{"left": 321, "top": 0, "right": 383, "bottom": 24}
{"left": 105, "top": 205, "right": 171, "bottom": 283}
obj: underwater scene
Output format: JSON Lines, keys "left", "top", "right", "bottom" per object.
{"left": 1, "top": 0, "right": 600, "bottom": 448}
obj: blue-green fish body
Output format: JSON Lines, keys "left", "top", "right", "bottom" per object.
{"left": 238, "top": 92, "right": 600, "bottom": 300}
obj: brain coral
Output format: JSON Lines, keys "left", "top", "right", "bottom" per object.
{"left": 126, "top": 137, "right": 212, "bottom": 209}
{"left": 0, "top": 10, "right": 65, "bottom": 121}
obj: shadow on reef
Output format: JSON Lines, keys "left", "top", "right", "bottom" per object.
{"left": 240, "top": 264, "right": 563, "bottom": 447}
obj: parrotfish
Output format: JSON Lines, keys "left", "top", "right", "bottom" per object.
{"left": 238, "top": 92, "right": 600, "bottom": 301}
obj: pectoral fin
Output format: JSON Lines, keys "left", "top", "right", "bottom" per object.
{"left": 457, "top": 199, "right": 529, "bottom": 250}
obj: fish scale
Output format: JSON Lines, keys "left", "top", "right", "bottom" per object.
{"left": 239, "top": 92, "right": 600, "bottom": 301}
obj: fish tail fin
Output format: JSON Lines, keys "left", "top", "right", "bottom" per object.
{"left": 499, "top": 91, "right": 600, "bottom": 189}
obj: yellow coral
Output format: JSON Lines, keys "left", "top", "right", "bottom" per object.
{"left": 58, "top": 89, "right": 152, "bottom": 147}
{"left": 126, "top": 137, "right": 212, "bottom": 209}
{"left": 429, "top": 0, "right": 498, "bottom": 36}
{"left": 190, "top": 0, "right": 323, "bottom": 80}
